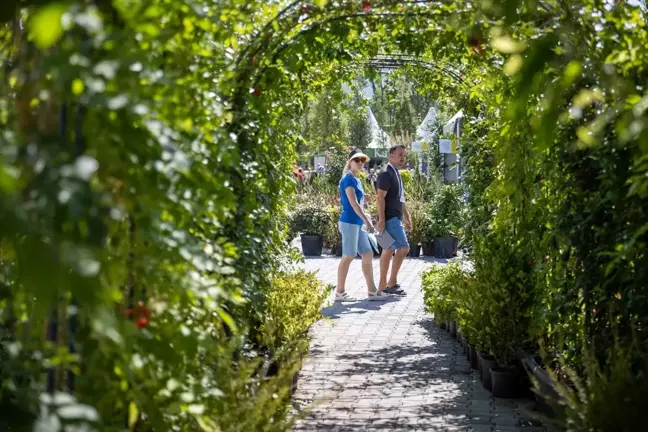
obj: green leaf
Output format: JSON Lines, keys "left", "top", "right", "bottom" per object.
{"left": 29, "top": 3, "right": 67, "bottom": 50}
{"left": 503, "top": 55, "right": 523, "bottom": 76}
{"left": 128, "top": 402, "right": 139, "bottom": 430}
{"left": 491, "top": 36, "right": 526, "bottom": 54}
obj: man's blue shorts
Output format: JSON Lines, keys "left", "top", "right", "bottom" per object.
{"left": 384, "top": 217, "right": 409, "bottom": 250}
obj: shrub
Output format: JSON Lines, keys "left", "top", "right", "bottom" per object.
{"left": 422, "top": 262, "right": 470, "bottom": 324}
{"left": 324, "top": 206, "right": 342, "bottom": 251}
{"left": 472, "top": 233, "right": 537, "bottom": 366}
{"left": 289, "top": 204, "right": 331, "bottom": 237}
{"left": 547, "top": 339, "right": 648, "bottom": 432}
{"left": 426, "top": 184, "right": 463, "bottom": 238}
{"left": 261, "top": 270, "right": 326, "bottom": 362}
{"left": 406, "top": 201, "right": 426, "bottom": 245}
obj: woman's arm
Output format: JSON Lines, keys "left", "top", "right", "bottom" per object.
{"left": 345, "top": 186, "right": 374, "bottom": 231}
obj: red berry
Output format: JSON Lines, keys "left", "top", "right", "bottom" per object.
{"left": 300, "top": 6, "right": 308, "bottom": 13}
{"left": 136, "top": 315, "right": 150, "bottom": 328}
{"left": 123, "top": 308, "right": 134, "bottom": 318}
{"left": 253, "top": 88, "right": 262, "bottom": 96}
{"left": 363, "top": 1, "right": 371, "bottom": 13}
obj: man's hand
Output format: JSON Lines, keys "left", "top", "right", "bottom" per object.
{"left": 377, "top": 219, "right": 385, "bottom": 233}
{"left": 404, "top": 215, "right": 412, "bottom": 231}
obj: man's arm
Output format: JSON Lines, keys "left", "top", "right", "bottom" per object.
{"left": 376, "top": 189, "right": 387, "bottom": 233}
{"left": 403, "top": 202, "right": 411, "bottom": 230}
{"left": 376, "top": 172, "right": 390, "bottom": 233}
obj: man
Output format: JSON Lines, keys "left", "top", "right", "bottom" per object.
{"left": 376, "top": 145, "right": 410, "bottom": 296}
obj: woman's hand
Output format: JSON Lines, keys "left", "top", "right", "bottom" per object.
{"left": 365, "top": 219, "right": 375, "bottom": 233}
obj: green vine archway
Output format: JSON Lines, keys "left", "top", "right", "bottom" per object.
{"left": 1, "top": 0, "right": 648, "bottom": 430}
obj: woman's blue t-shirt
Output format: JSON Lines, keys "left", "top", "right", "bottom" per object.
{"left": 339, "top": 172, "right": 365, "bottom": 225}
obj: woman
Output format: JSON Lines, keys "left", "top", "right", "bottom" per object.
{"left": 335, "top": 148, "right": 390, "bottom": 302}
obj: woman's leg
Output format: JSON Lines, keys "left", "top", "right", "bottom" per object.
{"left": 356, "top": 228, "right": 376, "bottom": 292}
{"left": 337, "top": 222, "right": 359, "bottom": 294}
{"left": 360, "top": 252, "right": 376, "bottom": 292}
{"left": 337, "top": 255, "right": 355, "bottom": 293}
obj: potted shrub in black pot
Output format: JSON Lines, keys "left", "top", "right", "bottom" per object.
{"left": 290, "top": 204, "right": 330, "bottom": 256}
{"left": 324, "top": 206, "right": 342, "bottom": 256}
{"left": 407, "top": 202, "right": 425, "bottom": 257}
{"left": 428, "top": 184, "right": 462, "bottom": 259}
{"left": 420, "top": 209, "right": 435, "bottom": 256}
{"left": 475, "top": 233, "right": 537, "bottom": 398}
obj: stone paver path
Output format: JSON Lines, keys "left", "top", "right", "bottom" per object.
{"left": 292, "top": 256, "right": 551, "bottom": 432}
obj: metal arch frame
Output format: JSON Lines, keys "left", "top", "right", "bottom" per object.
{"left": 350, "top": 54, "right": 487, "bottom": 113}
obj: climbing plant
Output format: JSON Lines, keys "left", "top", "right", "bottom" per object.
{"left": 1, "top": 0, "right": 647, "bottom": 431}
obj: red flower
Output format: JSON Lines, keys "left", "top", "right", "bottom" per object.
{"left": 363, "top": 1, "right": 371, "bottom": 13}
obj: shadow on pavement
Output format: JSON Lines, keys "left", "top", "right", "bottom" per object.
{"left": 291, "top": 318, "right": 548, "bottom": 432}
{"left": 321, "top": 297, "right": 401, "bottom": 320}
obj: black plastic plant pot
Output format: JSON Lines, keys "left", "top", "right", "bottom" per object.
{"left": 422, "top": 241, "right": 435, "bottom": 256}
{"left": 301, "top": 235, "right": 324, "bottom": 256}
{"left": 521, "top": 354, "right": 562, "bottom": 417}
{"left": 408, "top": 244, "right": 421, "bottom": 257}
{"left": 469, "top": 344, "right": 479, "bottom": 370}
{"left": 449, "top": 321, "right": 457, "bottom": 337}
{"left": 479, "top": 354, "right": 498, "bottom": 391}
{"left": 491, "top": 367, "right": 519, "bottom": 398}
{"left": 434, "top": 236, "right": 458, "bottom": 258}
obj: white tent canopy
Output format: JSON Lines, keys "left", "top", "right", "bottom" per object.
{"left": 442, "top": 109, "right": 464, "bottom": 135}
{"left": 414, "top": 107, "right": 438, "bottom": 143}
{"left": 366, "top": 106, "right": 391, "bottom": 149}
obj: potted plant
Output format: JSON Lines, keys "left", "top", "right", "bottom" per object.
{"left": 428, "top": 185, "right": 462, "bottom": 258}
{"left": 421, "top": 209, "right": 435, "bottom": 256}
{"left": 324, "top": 206, "right": 342, "bottom": 256}
{"left": 406, "top": 201, "right": 425, "bottom": 257}
{"left": 474, "top": 234, "right": 536, "bottom": 398}
{"left": 290, "top": 204, "right": 330, "bottom": 256}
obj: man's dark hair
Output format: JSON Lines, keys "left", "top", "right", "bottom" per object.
{"left": 389, "top": 145, "right": 406, "bottom": 154}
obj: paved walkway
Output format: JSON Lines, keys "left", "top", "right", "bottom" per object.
{"left": 292, "top": 256, "right": 552, "bottom": 432}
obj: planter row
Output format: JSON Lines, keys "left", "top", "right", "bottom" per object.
{"left": 438, "top": 319, "right": 559, "bottom": 410}
{"left": 301, "top": 234, "right": 459, "bottom": 258}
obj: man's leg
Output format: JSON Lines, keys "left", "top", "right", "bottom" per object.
{"left": 387, "top": 247, "right": 409, "bottom": 287}
{"left": 378, "top": 248, "right": 393, "bottom": 291}
{"left": 384, "top": 217, "right": 410, "bottom": 289}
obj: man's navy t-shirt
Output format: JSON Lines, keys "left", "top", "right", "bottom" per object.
{"left": 339, "top": 172, "right": 365, "bottom": 225}
{"left": 377, "top": 165, "right": 403, "bottom": 220}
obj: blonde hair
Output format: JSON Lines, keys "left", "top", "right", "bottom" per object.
{"left": 340, "top": 160, "right": 352, "bottom": 182}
